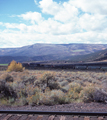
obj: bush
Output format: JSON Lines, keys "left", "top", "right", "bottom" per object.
{"left": 7, "top": 60, "right": 25, "bottom": 72}
{"left": 40, "top": 89, "right": 70, "bottom": 105}
{"left": 50, "top": 90, "right": 70, "bottom": 104}
{"left": 61, "top": 84, "right": 70, "bottom": 93}
{"left": 0, "top": 73, "right": 13, "bottom": 82}
{"left": 93, "top": 88, "right": 107, "bottom": 103}
{"left": 38, "top": 72, "right": 57, "bottom": 91}
{"left": 59, "top": 80, "right": 69, "bottom": 87}
{"left": 80, "top": 85, "right": 95, "bottom": 102}
{"left": 40, "top": 72, "right": 55, "bottom": 86}
{"left": 18, "top": 97, "right": 28, "bottom": 106}
{"left": 48, "top": 82, "right": 60, "bottom": 90}
{"left": 22, "top": 76, "right": 36, "bottom": 85}
{"left": 0, "top": 80, "right": 17, "bottom": 99}
{"left": 80, "top": 86, "right": 107, "bottom": 103}
{"left": 67, "top": 83, "right": 83, "bottom": 100}
{"left": 27, "top": 87, "right": 40, "bottom": 105}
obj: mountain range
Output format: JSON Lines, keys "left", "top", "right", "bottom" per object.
{"left": 1, "top": 43, "right": 107, "bottom": 63}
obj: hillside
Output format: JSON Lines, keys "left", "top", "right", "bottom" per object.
{"left": 0, "top": 43, "right": 107, "bottom": 63}
{"left": 0, "top": 43, "right": 107, "bottom": 57}
{"left": 64, "top": 48, "right": 107, "bottom": 62}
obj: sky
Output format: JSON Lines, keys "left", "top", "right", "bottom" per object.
{"left": 0, "top": 0, "right": 107, "bottom": 48}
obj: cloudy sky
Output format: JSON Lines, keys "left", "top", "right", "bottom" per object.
{"left": 0, "top": 0, "right": 107, "bottom": 48}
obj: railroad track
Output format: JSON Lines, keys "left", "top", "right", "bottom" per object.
{"left": 0, "top": 111, "right": 107, "bottom": 120}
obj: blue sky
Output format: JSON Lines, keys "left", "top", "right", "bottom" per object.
{"left": 0, "top": 0, "right": 107, "bottom": 48}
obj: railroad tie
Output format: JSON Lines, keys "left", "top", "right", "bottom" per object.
{"left": 36, "top": 115, "right": 43, "bottom": 120}
{"left": 2, "top": 114, "right": 12, "bottom": 120}
{"left": 73, "top": 116, "right": 79, "bottom": 120}
{"left": 48, "top": 115, "right": 55, "bottom": 120}
{"left": 60, "top": 116, "right": 66, "bottom": 120}
{"left": 84, "top": 116, "right": 90, "bottom": 120}
{"left": 98, "top": 117, "right": 104, "bottom": 120}
{"left": 15, "top": 114, "right": 22, "bottom": 120}
{"left": 26, "top": 115, "right": 33, "bottom": 120}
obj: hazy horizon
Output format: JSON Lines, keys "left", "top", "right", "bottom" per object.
{"left": 1, "top": 43, "right": 107, "bottom": 49}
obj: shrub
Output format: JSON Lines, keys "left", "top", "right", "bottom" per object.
{"left": 40, "top": 91, "right": 54, "bottom": 105}
{"left": 7, "top": 60, "right": 25, "bottom": 72}
{"left": 80, "top": 85, "right": 95, "bottom": 102}
{"left": 22, "top": 75, "right": 36, "bottom": 85}
{"left": 61, "top": 84, "right": 70, "bottom": 93}
{"left": 19, "top": 88, "right": 27, "bottom": 98}
{"left": 102, "top": 80, "right": 107, "bottom": 92}
{"left": 12, "top": 81, "right": 26, "bottom": 93}
{"left": 48, "top": 82, "right": 60, "bottom": 90}
{"left": 18, "top": 97, "right": 28, "bottom": 106}
{"left": 50, "top": 90, "right": 70, "bottom": 104}
{"left": 67, "top": 83, "right": 83, "bottom": 100}
{"left": 27, "top": 91, "right": 40, "bottom": 105}
{"left": 93, "top": 88, "right": 107, "bottom": 103}
{"left": 38, "top": 71, "right": 57, "bottom": 91}
{"left": 0, "top": 80, "right": 17, "bottom": 99}
{"left": 59, "top": 80, "right": 69, "bottom": 87}
{"left": 66, "top": 78, "right": 72, "bottom": 83}
{"left": 40, "top": 89, "right": 70, "bottom": 105}
{"left": 40, "top": 71, "right": 55, "bottom": 86}
{"left": 0, "top": 73, "right": 13, "bottom": 82}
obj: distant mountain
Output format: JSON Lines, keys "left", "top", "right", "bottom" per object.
{"left": 64, "top": 48, "right": 107, "bottom": 62}
{"left": 0, "top": 43, "right": 107, "bottom": 63}
{"left": 0, "top": 43, "right": 107, "bottom": 57}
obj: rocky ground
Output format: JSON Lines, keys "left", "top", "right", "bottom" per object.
{"left": 0, "top": 102, "right": 107, "bottom": 112}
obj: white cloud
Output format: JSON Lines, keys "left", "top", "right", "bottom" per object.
{"left": 4, "top": 23, "right": 18, "bottom": 29}
{"left": 39, "top": 0, "right": 61, "bottom": 15}
{"left": 54, "top": 2, "right": 78, "bottom": 23}
{"left": 34, "top": 0, "right": 38, "bottom": 5}
{"left": 0, "top": 22, "right": 3, "bottom": 25}
{"left": 1, "top": 28, "right": 107, "bottom": 48}
{"left": 78, "top": 13, "right": 107, "bottom": 31}
{"left": 39, "top": 0, "right": 79, "bottom": 23}
{"left": 3, "top": 23, "right": 28, "bottom": 32}
{"left": 1, "top": 0, "right": 107, "bottom": 48}
{"left": 71, "top": 0, "right": 107, "bottom": 15}
{"left": 18, "top": 11, "right": 43, "bottom": 24}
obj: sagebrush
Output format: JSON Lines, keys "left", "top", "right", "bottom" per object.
{"left": 0, "top": 70, "right": 107, "bottom": 106}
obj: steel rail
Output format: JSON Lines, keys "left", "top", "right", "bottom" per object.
{"left": 0, "top": 111, "right": 107, "bottom": 116}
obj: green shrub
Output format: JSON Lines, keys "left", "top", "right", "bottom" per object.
{"left": 18, "top": 97, "right": 28, "bottom": 106}
{"left": 27, "top": 87, "right": 40, "bottom": 105}
{"left": 80, "top": 85, "right": 95, "bottom": 102}
{"left": 40, "top": 71, "right": 55, "bottom": 86}
{"left": 40, "top": 89, "right": 70, "bottom": 105}
{"left": 67, "top": 83, "right": 83, "bottom": 100}
{"left": 50, "top": 90, "right": 70, "bottom": 104}
{"left": 37, "top": 71, "right": 58, "bottom": 91}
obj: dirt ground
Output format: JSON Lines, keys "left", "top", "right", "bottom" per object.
{"left": 0, "top": 102, "right": 107, "bottom": 112}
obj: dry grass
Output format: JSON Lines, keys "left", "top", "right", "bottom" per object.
{"left": 0, "top": 69, "right": 107, "bottom": 106}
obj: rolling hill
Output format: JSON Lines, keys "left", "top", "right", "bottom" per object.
{"left": 0, "top": 43, "right": 107, "bottom": 63}
{"left": 64, "top": 48, "right": 107, "bottom": 62}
